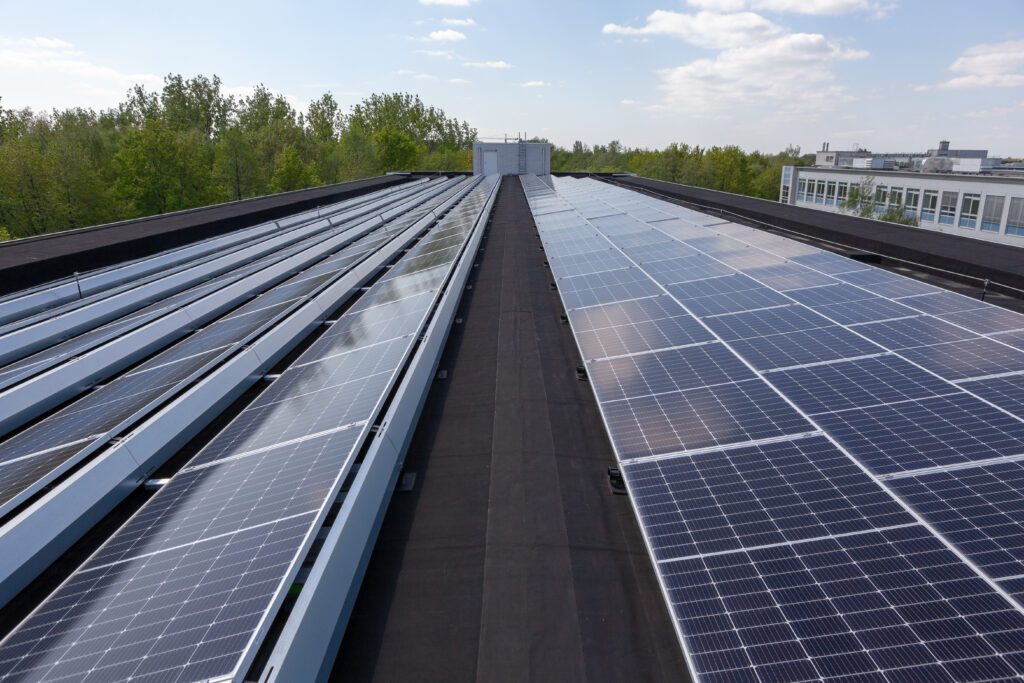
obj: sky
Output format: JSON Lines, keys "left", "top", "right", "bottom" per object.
{"left": 1, "top": 0, "right": 1023, "bottom": 155}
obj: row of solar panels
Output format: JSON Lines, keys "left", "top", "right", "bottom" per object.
{"left": 0, "top": 174, "right": 500, "bottom": 682}
{"left": 523, "top": 174, "right": 1024, "bottom": 683}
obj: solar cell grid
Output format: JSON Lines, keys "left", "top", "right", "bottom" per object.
{"left": 938, "top": 307, "right": 1024, "bottom": 335}
{"left": 889, "top": 461, "right": 1024, "bottom": 580}
{"left": 567, "top": 295, "right": 686, "bottom": 332}
{"left": 898, "top": 337, "right": 1024, "bottom": 381}
{"left": 789, "top": 251, "right": 869, "bottom": 275}
{"left": 726, "top": 325, "right": 884, "bottom": 371}
{"left": 990, "top": 329, "right": 1024, "bottom": 351}
{"left": 784, "top": 283, "right": 877, "bottom": 308}
{"left": 743, "top": 265, "right": 836, "bottom": 292}
{"left": 588, "top": 344, "right": 756, "bottom": 402}
{"left": 809, "top": 297, "right": 919, "bottom": 326}
{"left": 852, "top": 316, "right": 978, "bottom": 350}
{"left": 859, "top": 277, "right": 939, "bottom": 299}
{"left": 814, "top": 393, "right": 1024, "bottom": 475}
{"left": 557, "top": 268, "right": 664, "bottom": 310}
{"left": 602, "top": 379, "right": 811, "bottom": 460}
{"left": 958, "top": 373, "right": 1024, "bottom": 419}
{"left": 662, "top": 525, "right": 1024, "bottom": 683}
{"left": 621, "top": 241, "right": 697, "bottom": 263}
{"left": 769, "top": 355, "right": 961, "bottom": 416}
{"left": 588, "top": 214, "right": 650, "bottom": 235}
{"left": 702, "top": 304, "right": 832, "bottom": 342}
{"left": 576, "top": 314, "right": 714, "bottom": 360}
{"left": 643, "top": 256, "right": 736, "bottom": 285}
{"left": 547, "top": 248, "right": 631, "bottom": 278}
{"left": 680, "top": 289, "right": 795, "bottom": 318}
{"left": 623, "top": 436, "right": 915, "bottom": 561}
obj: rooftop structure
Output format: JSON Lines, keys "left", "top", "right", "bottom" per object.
{"left": 779, "top": 165, "right": 1024, "bottom": 247}
{"left": 0, "top": 172, "right": 1023, "bottom": 682}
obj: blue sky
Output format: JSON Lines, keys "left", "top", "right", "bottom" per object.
{"left": 2, "top": 0, "right": 1023, "bottom": 155}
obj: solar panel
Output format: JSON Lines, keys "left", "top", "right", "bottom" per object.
{"left": 897, "top": 337, "right": 1024, "bottom": 381}
{"left": 589, "top": 344, "right": 756, "bottom": 402}
{"left": 888, "top": 462, "right": 1024, "bottom": 579}
{"left": 602, "top": 379, "right": 811, "bottom": 461}
{"left": 557, "top": 267, "right": 664, "bottom": 310}
{"left": 522, "top": 175, "right": 1024, "bottom": 682}
{"left": 814, "top": 393, "right": 1024, "bottom": 475}
{"left": 661, "top": 525, "right": 1024, "bottom": 682}
{"left": 0, "top": 175, "right": 498, "bottom": 682}
{"left": 768, "top": 355, "right": 960, "bottom": 416}
{"left": 624, "top": 436, "right": 915, "bottom": 560}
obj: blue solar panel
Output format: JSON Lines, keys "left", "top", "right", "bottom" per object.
{"left": 889, "top": 461, "right": 1024, "bottom": 580}
{"left": 992, "top": 329, "right": 1024, "bottom": 351}
{"left": 624, "top": 436, "right": 915, "bottom": 560}
{"left": 602, "top": 379, "right": 811, "bottom": 460}
{"left": 959, "top": 373, "right": 1024, "bottom": 419}
{"left": 938, "top": 307, "right": 1024, "bottom": 335}
{"left": 557, "top": 267, "right": 664, "bottom": 310}
{"left": 898, "top": 338, "right": 1024, "bottom": 381}
{"left": 769, "top": 354, "right": 959, "bottom": 416}
{"left": 589, "top": 344, "right": 756, "bottom": 402}
{"left": 896, "top": 291, "right": 988, "bottom": 315}
{"left": 662, "top": 525, "right": 1024, "bottom": 683}
{"left": 702, "top": 304, "right": 832, "bottom": 342}
{"left": 726, "top": 326, "right": 884, "bottom": 371}
{"left": 548, "top": 248, "right": 631, "bottom": 278}
{"left": 523, "top": 175, "right": 1024, "bottom": 682}
{"left": 814, "top": 393, "right": 1024, "bottom": 475}
{"left": 576, "top": 314, "right": 714, "bottom": 360}
{"left": 853, "top": 316, "right": 978, "bottom": 350}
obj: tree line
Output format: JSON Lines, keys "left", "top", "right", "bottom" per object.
{"left": 548, "top": 140, "right": 812, "bottom": 200}
{"left": 0, "top": 76, "right": 476, "bottom": 240}
{"left": 0, "top": 72, "right": 817, "bottom": 241}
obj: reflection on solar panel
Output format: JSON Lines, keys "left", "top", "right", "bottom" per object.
{"left": 522, "top": 173, "right": 1024, "bottom": 681}
{"left": 0, "top": 175, "right": 499, "bottom": 682}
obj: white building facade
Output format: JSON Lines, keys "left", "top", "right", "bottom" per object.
{"left": 472, "top": 141, "right": 551, "bottom": 176}
{"left": 779, "top": 166, "right": 1024, "bottom": 247}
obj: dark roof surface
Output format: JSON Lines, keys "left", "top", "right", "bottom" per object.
{"left": 331, "top": 177, "right": 686, "bottom": 682}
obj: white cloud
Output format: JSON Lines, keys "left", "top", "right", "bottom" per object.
{"left": 0, "top": 36, "right": 162, "bottom": 109}
{"left": 654, "top": 31, "right": 868, "bottom": 115}
{"left": 685, "top": 0, "right": 895, "bottom": 16}
{"left": 393, "top": 69, "right": 415, "bottom": 75}
{"left": 414, "top": 49, "right": 454, "bottom": 59}
{"left": 414, "top": 73, "right": 438, "bottom": 80}
{"left": 918, "top": 40, "right": 1024, "bottom": 90}
{"left": 603, "top": 10, "right": 783, "bottom": 50}
{"left": 449, "top": 77, "right": 470, "bottom": 84}
{"left": 604, "top": 8, "right": 868, "bottom": 117}
{"left": 961, "top": 100, "right": 1024, "bottom": 118}
{"left": 621, "top": 99, "right": 636, "bottom": 105}
{"left": 463, "top": 60, "right": 512, "bottom": 68}
{"left": 520, "top": 80, "right": 550, "bottom": 87}
{"left": 442, "top": 18, "right": 476, "bottom": 26}
{"left": 424, "top": 29, "right": 467, "bottom": 41}
{"left": 419, "top": 0, "right": 476, "bottom": 5}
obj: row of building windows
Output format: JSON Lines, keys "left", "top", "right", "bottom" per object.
{"left": 794, "top": 178, "right": 1024, "bottom": 236}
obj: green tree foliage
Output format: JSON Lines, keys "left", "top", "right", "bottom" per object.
{"left": 839, "top": 176, "right": 920, "bottom": 227}
{"left": 0, "top": 81, "right": 476, "bottom": 239}
{"left": 552, "top": 140, "right": 813, "bottom": 201}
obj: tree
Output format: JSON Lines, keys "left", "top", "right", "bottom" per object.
{"left": 271, "top": 145, "right": 319, "bottom": 193}
{"left": 374, "top": 127, "right": 421, "bottom": 172}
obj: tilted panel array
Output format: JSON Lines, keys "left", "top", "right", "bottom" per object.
{"left": 522, "top": 174, "right": 1024, "bottom": 682}
{"left": 0, "top": 178, "right": 467, "bottom": 523}
{"left": 0, "top": 175, "right": 497, "bottom": 683}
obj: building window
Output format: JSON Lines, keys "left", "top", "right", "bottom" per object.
{"left": 1008, "top": 197, "right": 1024, "bottom": 236}
{"left": 921, "top": 190, "right": 938, "bottom": 221}
{"left": 958, "top": 193, "right": 980, "bottom": 229}
{"left": 837, "top": 182, "right": 849, "bottom": 203}
{"left": 873, "top": 185, "right": 888, "bottom": 213}
{"left": 939, "top": 191, "right": 958, "bottom": 224}
{"left": 825, "top": 181, "right": 837, "bottom": 206}
{"left": 815, "top": 181, "right": 826, "bottom": 203}
{"left": 889, "top": 187, "right": 904, "bottom": 208}
{"left": 781, "top": 186, "right": 790, "bottom": 203}
{"left": 981, "top": 195, "right": 1004, "bottom": 232}
{"left": 797, "top": 179, "right": 807, "bottom": 201}
{"left": 905, "top": 188, "right": 920, "bottom": 217}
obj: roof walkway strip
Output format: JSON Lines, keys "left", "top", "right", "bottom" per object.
{"left": 0, "top": 175, "right": 499, "bottom": 683}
